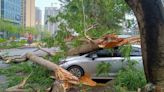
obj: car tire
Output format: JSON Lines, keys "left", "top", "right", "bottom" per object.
{"left": 67, "top": 65, "right": 84, "bottom": 78}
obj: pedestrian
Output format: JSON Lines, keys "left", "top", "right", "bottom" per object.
{"left": 27, "top": 33, "right": 33, "bottom": 46}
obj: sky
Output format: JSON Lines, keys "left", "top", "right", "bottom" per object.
{"left": 36, "top": 0, "right": 62, "bottom": 25}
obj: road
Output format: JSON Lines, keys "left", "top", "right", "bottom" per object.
{"left": 0, "top": 60, "right": 9, "bottom": 91}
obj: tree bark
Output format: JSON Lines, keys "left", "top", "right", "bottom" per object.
{"left": 67, "top": 42, "right": 99, "bottom": 56}
{"left": 125, "top": 0, "right": 164, "bottom": 90}
{"left": 25, "top": 53, "right": 79, "bottom": 83}
{"left": 25, "top": 53, "right": 79, "bottom": 92}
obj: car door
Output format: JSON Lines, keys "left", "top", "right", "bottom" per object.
{"left": 129, "top": 46, "right": 143, "bottom": 69}
{"left": 87, "top": 49, "right": 124, "bottom": 78}
{"left": 120, "top": 46, "right": 143, "bottom": 69}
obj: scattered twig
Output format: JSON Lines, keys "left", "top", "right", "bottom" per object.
{"left": 5, "top": 73, "right": 32, "bottom": 92}
{"left": 38, "top": 45, "right": 55, "bottom": 56}
{"left": 18, "top": 72, "right": 32, "bottom": 88}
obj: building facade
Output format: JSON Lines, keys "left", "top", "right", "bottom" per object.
{"left": 35, "top": 7, "right": 42, "bottom": 40}
{"left": 22, "top": 0, "right": 35, "bottom": 27}
{"left": 21, "top": 0, "right": 25, "bottom": 26}
{"left": 1, "top": 0, "right": 22, "bottom": 24}
{"left": 0, "top": 0, "right": 1, "bottom": 18}
{"left": 35, "top": 7, "right": 42, "bottom": 25}
{"left": 0, "top": 0, "right": 23, "bottom": 38}
{"left": 44, "top": 7, "right": 59, "bottom": 35}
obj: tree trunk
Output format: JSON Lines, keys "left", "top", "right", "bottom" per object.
{"left": 67, "top": 42, "right": 99, "bottom": 56}
{"left": 125, "top": 0, "right": 164, "bottom": 90}
{"left": 67, "top": 35, "right": 140, "bottom": 56}
{"left": 25, "top": 53, "right": 79, "bottom": 92}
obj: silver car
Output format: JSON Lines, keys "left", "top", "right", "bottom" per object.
{"left": 60, "top": 45, "right": 143, "bottom": 79}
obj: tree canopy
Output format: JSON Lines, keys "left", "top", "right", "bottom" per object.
{"left": 51, "top": 0, "right": 130, "bottom": 38}
{"left": 46, "top": 0, "right": 131, "bottom": 51}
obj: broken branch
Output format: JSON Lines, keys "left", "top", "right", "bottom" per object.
{"left": 84, "top": 24, "right": 98, "bottom": 42}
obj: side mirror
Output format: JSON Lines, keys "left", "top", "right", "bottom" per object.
{"left": 86, "top": 54, "right": 97, "bottom": 60}
{"left": 92, "top": 57, "right": 95, "bottom": 60}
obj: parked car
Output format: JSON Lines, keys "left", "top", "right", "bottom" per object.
{"left": 59, "top": 45, "right": 143, "bottom": 79}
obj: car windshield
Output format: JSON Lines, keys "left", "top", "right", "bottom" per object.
{"left": 87, "top": 46, "right": 141, "bottom": 58}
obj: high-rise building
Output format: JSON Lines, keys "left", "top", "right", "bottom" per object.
{"left": 44, "top": 7, "right": 59, "bottom": 35}
{"left": 22, "top": 0, "right": 35, "bottom": 27}
{"left": 21, "top": 0, "right": 25, "bottom": 26}
{"left": 1, "top": 0, "right": 22, "bottom": 24}
{"left": 35, "top": 7, "right": 42, "bottom": 25}
{"left": 0, "top": 0, "right": 22, "bottom": 38}
{"left": 0, "top": 0, "right": 1, "bottom": 18}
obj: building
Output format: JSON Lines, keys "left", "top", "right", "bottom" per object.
{"left": 35, "top": 7, "right": 42, "bottom": 40}
{"left": 0, "top": 0, "right": 22, "bottom": 38}
{"left": 21, "top": 0, "right": 25, "bottom": 26}
{"left": 22, "top": 0, "right": 35, "bottom": 27}
{"left": 1, "top": 0, "right": 22, "bottom": 24}
{"left": 0, "top": 0, "right": 1, "bottom": 17}
{"left": 35, "top": 7, "right": 42, "bottom": 25}
{"left": 44, "top": 7, "right": 59, "bottom": 35}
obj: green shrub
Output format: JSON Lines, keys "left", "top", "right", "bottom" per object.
{"left": 0, "top": 40, "right": 26, "bottom": 49}
{"left": 9, "top": 41, "right": 26, "bottom": 48}
{"left": 41, "top": 36, "right": 55, "bottom": 47}
{"left": 115, "top": 45, "right": 146, "bottom": 91}
{"left": 0, "top": 38, "right": 7, "bottom": 43}
{"left": 115, "top": 68, "right": 146, "bottom": 91}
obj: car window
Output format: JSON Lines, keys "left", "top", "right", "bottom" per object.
{"left": 90, "top": 48, "right": 122, "bottom": 57}
{"left": 87, "top": 46, "right": 141, "bottom": 58}
{"left": 96, "top": 49, "right": 113, "bottom": 57}
{"left": 113, "top": 47, "right": 122, "bottom": 57}
{"left": 130, "top": 47, "right": 141, "bottom": 56}
{"left": 114, "top": 46, "right": 141, "bottom": 57}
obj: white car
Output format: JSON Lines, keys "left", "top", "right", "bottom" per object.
{"left": 60, "top": 45, "right": 143, "bottom": 79}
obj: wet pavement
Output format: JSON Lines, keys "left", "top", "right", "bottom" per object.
{"left": 0, "top": 60, "right": 9, "bottom": 68}
{"left": 0, "top": 47, "right": 60, "bottom": 57}
{"left": 0, "top": 48, "right": 38, "bottom": 56}
{"left": 0, "top": 60, "right": 9, "bottom": 91}
{"left": 0, "top": 75, "right": 8, "bottom": 91}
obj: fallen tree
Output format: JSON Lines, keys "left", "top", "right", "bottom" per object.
{"left": 0, "top": 34, "right": 140, "bottom": 62}
{"left": 67, "top": 34, "right": 140, "bottom": 56}
{"left": 5, "top": 53, "right": 96, "bottom": 92}
{"left": 1, "top": 34, "right": 140, "bottom": 92}
{"left": 25, "top": 53, "right": 79, "bottom": 92}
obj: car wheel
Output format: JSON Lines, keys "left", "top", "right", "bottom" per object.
{"left": 67, "top": 65, "right": 84, "bottom": 78}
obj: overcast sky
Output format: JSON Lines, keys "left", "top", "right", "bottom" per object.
{"left": 35, "top": 0, "right": 61, "bottom": 25}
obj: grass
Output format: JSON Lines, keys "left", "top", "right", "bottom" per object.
{"left": 0, "top": 61, "right": 54, "bottom": 91}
